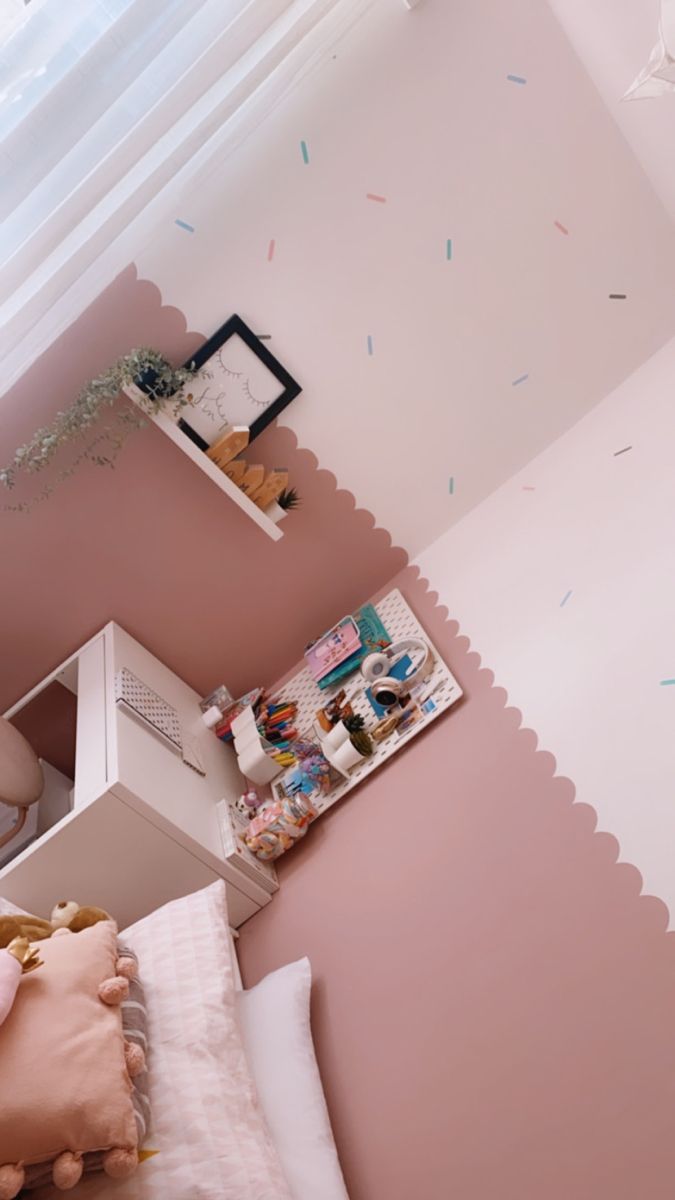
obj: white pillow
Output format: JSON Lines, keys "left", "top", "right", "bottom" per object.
{"left": 72, "top": 881, "right": 292, "bottom": 1200}
{"left": 237, "top": 958, "right": 350, "bottom": 1200}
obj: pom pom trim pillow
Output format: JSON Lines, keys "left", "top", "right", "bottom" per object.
{"left": 69, "top": 880, "right": 292, "bottom": 1200}
{"left": 0, "top": 921, "right": 139, "bottom": 1196}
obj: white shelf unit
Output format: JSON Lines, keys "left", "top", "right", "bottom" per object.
{"left": 1, "top": 623, "right": 276, "bottom": 929}
{"left": 123, "top": 386, "right": 283, "bottom": 542}
{"left": 270, "top": 588, "right": 463, "bottom": 818}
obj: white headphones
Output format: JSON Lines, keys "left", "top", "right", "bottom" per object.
{"left": 360, "top": 637, "right": 434, "bottom": 709}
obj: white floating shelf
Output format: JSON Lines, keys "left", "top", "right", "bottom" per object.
{"left": 123, "top": 386, "right": 283, "bottom": 542}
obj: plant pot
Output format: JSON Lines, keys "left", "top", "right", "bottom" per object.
{"left": 321, "top": 721, "right": 351, "bottom": 754}
{"left": 264, "top": 500, "right": 288, "bottom": 525}
{"left": 329, "top": 739, "right": 368, "bottom": 773}
{"left": 132, "top": 368, "right": 180, "bottom": 401}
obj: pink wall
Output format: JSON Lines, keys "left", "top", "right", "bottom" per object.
{"left": 0, "top": 266, "right": 405, "bottom": 711}
{"left": 10, "top": 683, "right": 77, "bottom": 780}
{"left": 238, "top": 565, "right": 675, "bottom": 1200}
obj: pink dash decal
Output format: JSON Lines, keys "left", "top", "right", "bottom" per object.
{"left": 554, "top": 220, "right": 569, "bottom": 236}
{"left": 366, "top": 193, "right": 387, "bottom": 204}
{"left": 267, "top": 239, "right": 276, "bottom": 262}
{"left": 522, "top": 486, "right": 536, "bottom": 491}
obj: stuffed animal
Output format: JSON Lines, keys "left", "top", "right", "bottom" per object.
{"left": 0, "top": 914, "right": 53, "bottom": 950}
{"left": 50, "top": 901, "right": 112, "bottom": 933}
{"left": 0, "top": 902, "right": 113, "bottom": 950}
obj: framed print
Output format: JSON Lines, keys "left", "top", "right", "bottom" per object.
{"left": 176, "top": 315, "right": 302, "bottom": 450}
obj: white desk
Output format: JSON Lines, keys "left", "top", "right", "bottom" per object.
{"left": 1, "top": 623, "right": 277, "bottom": 928}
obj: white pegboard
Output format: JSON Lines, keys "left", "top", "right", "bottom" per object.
{"left": 115, "top": 668, "right": 207, "bottom": 776}
{"left": 271, "top": 589, "right": 463, "bottom": 816}
{"left": 115, "top": 668, "right": 182, "bottom": 748}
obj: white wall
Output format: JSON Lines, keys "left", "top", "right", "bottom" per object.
{"left": 416, "top": 335, "right": 675, "bottom": 920}
{"left": 133, "top": 0, "right": 675, "bottom": 557}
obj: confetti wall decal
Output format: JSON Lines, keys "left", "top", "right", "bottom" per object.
{"left": 267, "top": 239, "right": 276, "bottom": 262}
{"left": 660, "top": 679, "right": 675, "bottom": 686}
{"left": 446, "top": 238, "right": 453, "bottom": 260}
{"left": 512, "top": 373, "right": 529, "bottom": 386}
{"left": 367, "top": 335, "right": 374, "bottom": 356}
{"left": 613, "top": 445, "right": 632, "bottom": 456}
{"left": 366, "top": 193, "right": 387, "bottom": 203}
{"left": 522, "top": 485, "right": 536, "bottom": 491}
{"left": 300, "top": 140, "right": 310, "bottom": 164}
{"left": 560, "top": 589, "right": 573, "bottom": 608}
{"left": 448, "top": 477, "right": 455, "bottom": 494}
{"left": 609, "top": 293, "right": 627, "bottom": 300}
{"left": 174, "top": 219, "right": 195, "bottom": 233}
{"left": 554, "top": 220, "right": 569, "bottom": 235}
{"left": 507, "top": 74, "right": 527, "bottom": 85}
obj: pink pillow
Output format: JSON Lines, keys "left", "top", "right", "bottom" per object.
{"left": 0, "top": 921, "right": 139, "bottom": 1197}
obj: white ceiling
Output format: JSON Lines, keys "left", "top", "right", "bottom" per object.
{"left": 548, "top": 0, "right": 675, "bottom": 222}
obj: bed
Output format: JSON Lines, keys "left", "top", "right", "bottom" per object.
{"left": 0, "top": 884, "right": 349, "bottom": 1200}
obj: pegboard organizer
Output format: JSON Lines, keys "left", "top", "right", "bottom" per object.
{"left": 115, "top": 668, "right": 182, "bottom": 749}
{"left": 271, "top": 588, "right": 463, "bottom": 817}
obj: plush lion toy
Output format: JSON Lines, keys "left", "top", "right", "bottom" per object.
{"left": 0, "top": 902, "right": 113, "bottom": 950}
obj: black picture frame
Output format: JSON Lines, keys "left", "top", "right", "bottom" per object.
{"left": 177, "top": 314, "right": 302, "bottom": 451}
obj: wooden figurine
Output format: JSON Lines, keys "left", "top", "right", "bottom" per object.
{"left": 207, "top": 427, "right": 250, "bottom": 469}
{"left": 251, "top": 469, "right": 289, "bottom": 511}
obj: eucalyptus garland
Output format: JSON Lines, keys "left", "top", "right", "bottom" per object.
{"left": 0, "top": 347, "right": 195, "bottom": 493}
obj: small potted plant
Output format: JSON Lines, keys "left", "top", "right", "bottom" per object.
{"left": 343, "top": 714, "right": 373, "bottom": 759}
{"left": 265, "top": 486, "right": 301, "bottom": 525}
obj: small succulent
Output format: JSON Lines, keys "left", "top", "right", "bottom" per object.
{"left": 278, "top": 486, "right": 300, "bottom": 511}
{"left": 349, "top": 730, "right": 373, "bottom": 758}
{"left": 343, "top": 714, "right": 366, "bottom": 735}
{"left": 343, "top": 714, "right": 373, "bottom": 757}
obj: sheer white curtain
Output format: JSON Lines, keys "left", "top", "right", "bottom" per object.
{"left": 0, "top": 0, "right": 368, "bottom": 389}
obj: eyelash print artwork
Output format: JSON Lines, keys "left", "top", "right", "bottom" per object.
{"left": 178, "top": 333, "right": 286, "bottom": 446}
{"left": 173, "top": 314, "right": 302, "bottom": 449}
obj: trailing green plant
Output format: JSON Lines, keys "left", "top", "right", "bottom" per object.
{"left": 277, "top": 486, "right": 300, "bottom": 512}
{"left": 0, "top": 347, "right": 195, "bottom": 493}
